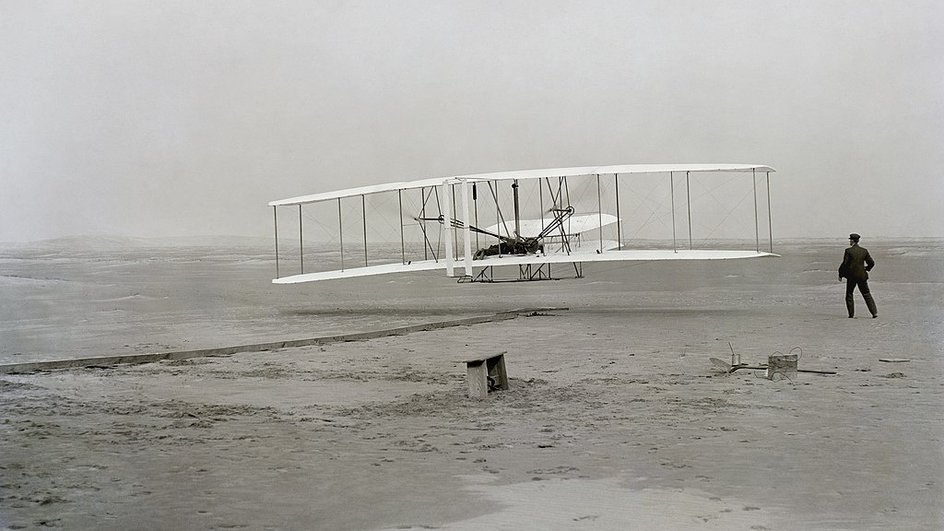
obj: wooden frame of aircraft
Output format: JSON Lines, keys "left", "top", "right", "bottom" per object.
{"left": 268, "top": 164, "right": 777, "bottom": 284}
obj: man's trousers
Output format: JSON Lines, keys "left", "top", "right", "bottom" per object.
{"left": 846, "top": 278, "right": 878, "bottom": 318}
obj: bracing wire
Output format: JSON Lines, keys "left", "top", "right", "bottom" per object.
{"left": 695, "top": 186, "right": 754, "bottom": 242}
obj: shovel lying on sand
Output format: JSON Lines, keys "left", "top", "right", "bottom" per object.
{"left": 709, "top": 357, "right": 837, "bottom": 375}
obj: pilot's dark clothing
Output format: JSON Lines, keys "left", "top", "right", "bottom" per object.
{"left": 838, "top": 243, "right": 877, "bottom": 318}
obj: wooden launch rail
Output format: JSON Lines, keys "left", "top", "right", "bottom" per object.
{"left": 0, "top": 308, "right": 566, "bottom": 374}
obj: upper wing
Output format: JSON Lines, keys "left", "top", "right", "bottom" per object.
{"left": 269, "top": 164, "right": 776, "bottom": 207}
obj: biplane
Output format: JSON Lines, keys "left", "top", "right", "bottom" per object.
{"left": 269, "top": 164, "right": 777, "bottom": 284}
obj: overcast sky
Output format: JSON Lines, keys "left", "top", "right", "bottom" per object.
{"left": 1, "top": 0, "right": 941, "bottom": 242}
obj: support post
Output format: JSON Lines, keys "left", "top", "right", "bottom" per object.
{"left": 421, "top": 187, "right": 428, "bottom": 261}
{"left": 461, "top": 180, "right": 472, "bottom": 276}
{"left": 766, "top": 172, "right": 774, "bottom": 253}
{"left": 512, "top": 179, "right": 520, "bottom": 238}
{"left": 615, "top": 173, "right": 622, "bottom": 249}
{"left": 452, "top": 185, "right": 459, "bottom": 255}
{"left": 398, "top": 189, "right": 405, "bottom": 264}
{"left": 299, "top": 204, "right": 304, "bottom": 274}
{"left": 670, "top": 172, "right": 677, "bottom": 253}
{"left": 596, "top": 174, "right": 603, "bottom": 253}
{"left": 338, "top": 198, "right": 344, "bottom": 271}
{"left": 362, "top": 195, "right": 368, "bottom": 267}
{"left": 473, "top": 183, "right": 480, "bottom": 250}
{"left": 686, "top": 171, "right": 693, "bottom": 250}
{"left": 752, "top": 168, "right": 759, "bottom": 252}
{"left": 495, "top": 181, "right": 502, "bottom": 258}
{"left": 443, "top": 183, "right": 454, "bottom": 277}
{"left": 273, "top": 206, "right": 280, "bottom": 278}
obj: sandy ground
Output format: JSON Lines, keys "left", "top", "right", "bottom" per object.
{"left": 1, "top": 239, "right": 942, "bottom": 529}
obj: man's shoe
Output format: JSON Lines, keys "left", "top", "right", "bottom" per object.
{"left": 872, "top": 314, "right": 878, "bottom": 319}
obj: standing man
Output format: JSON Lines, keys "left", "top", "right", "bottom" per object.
{"left": 838, "top": 233, "right": 878, "bottom": 318}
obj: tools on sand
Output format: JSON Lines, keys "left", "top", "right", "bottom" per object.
{"left": 709, "top": 343, "right": 837, "bottom": 378}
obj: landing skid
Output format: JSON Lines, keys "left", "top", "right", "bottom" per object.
{"left": 457, "top": 262, "right": 584, "bottom": 283}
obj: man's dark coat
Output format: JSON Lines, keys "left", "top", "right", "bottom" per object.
{"left": 839, "top": 244, "right": 874, "bottom": 281}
